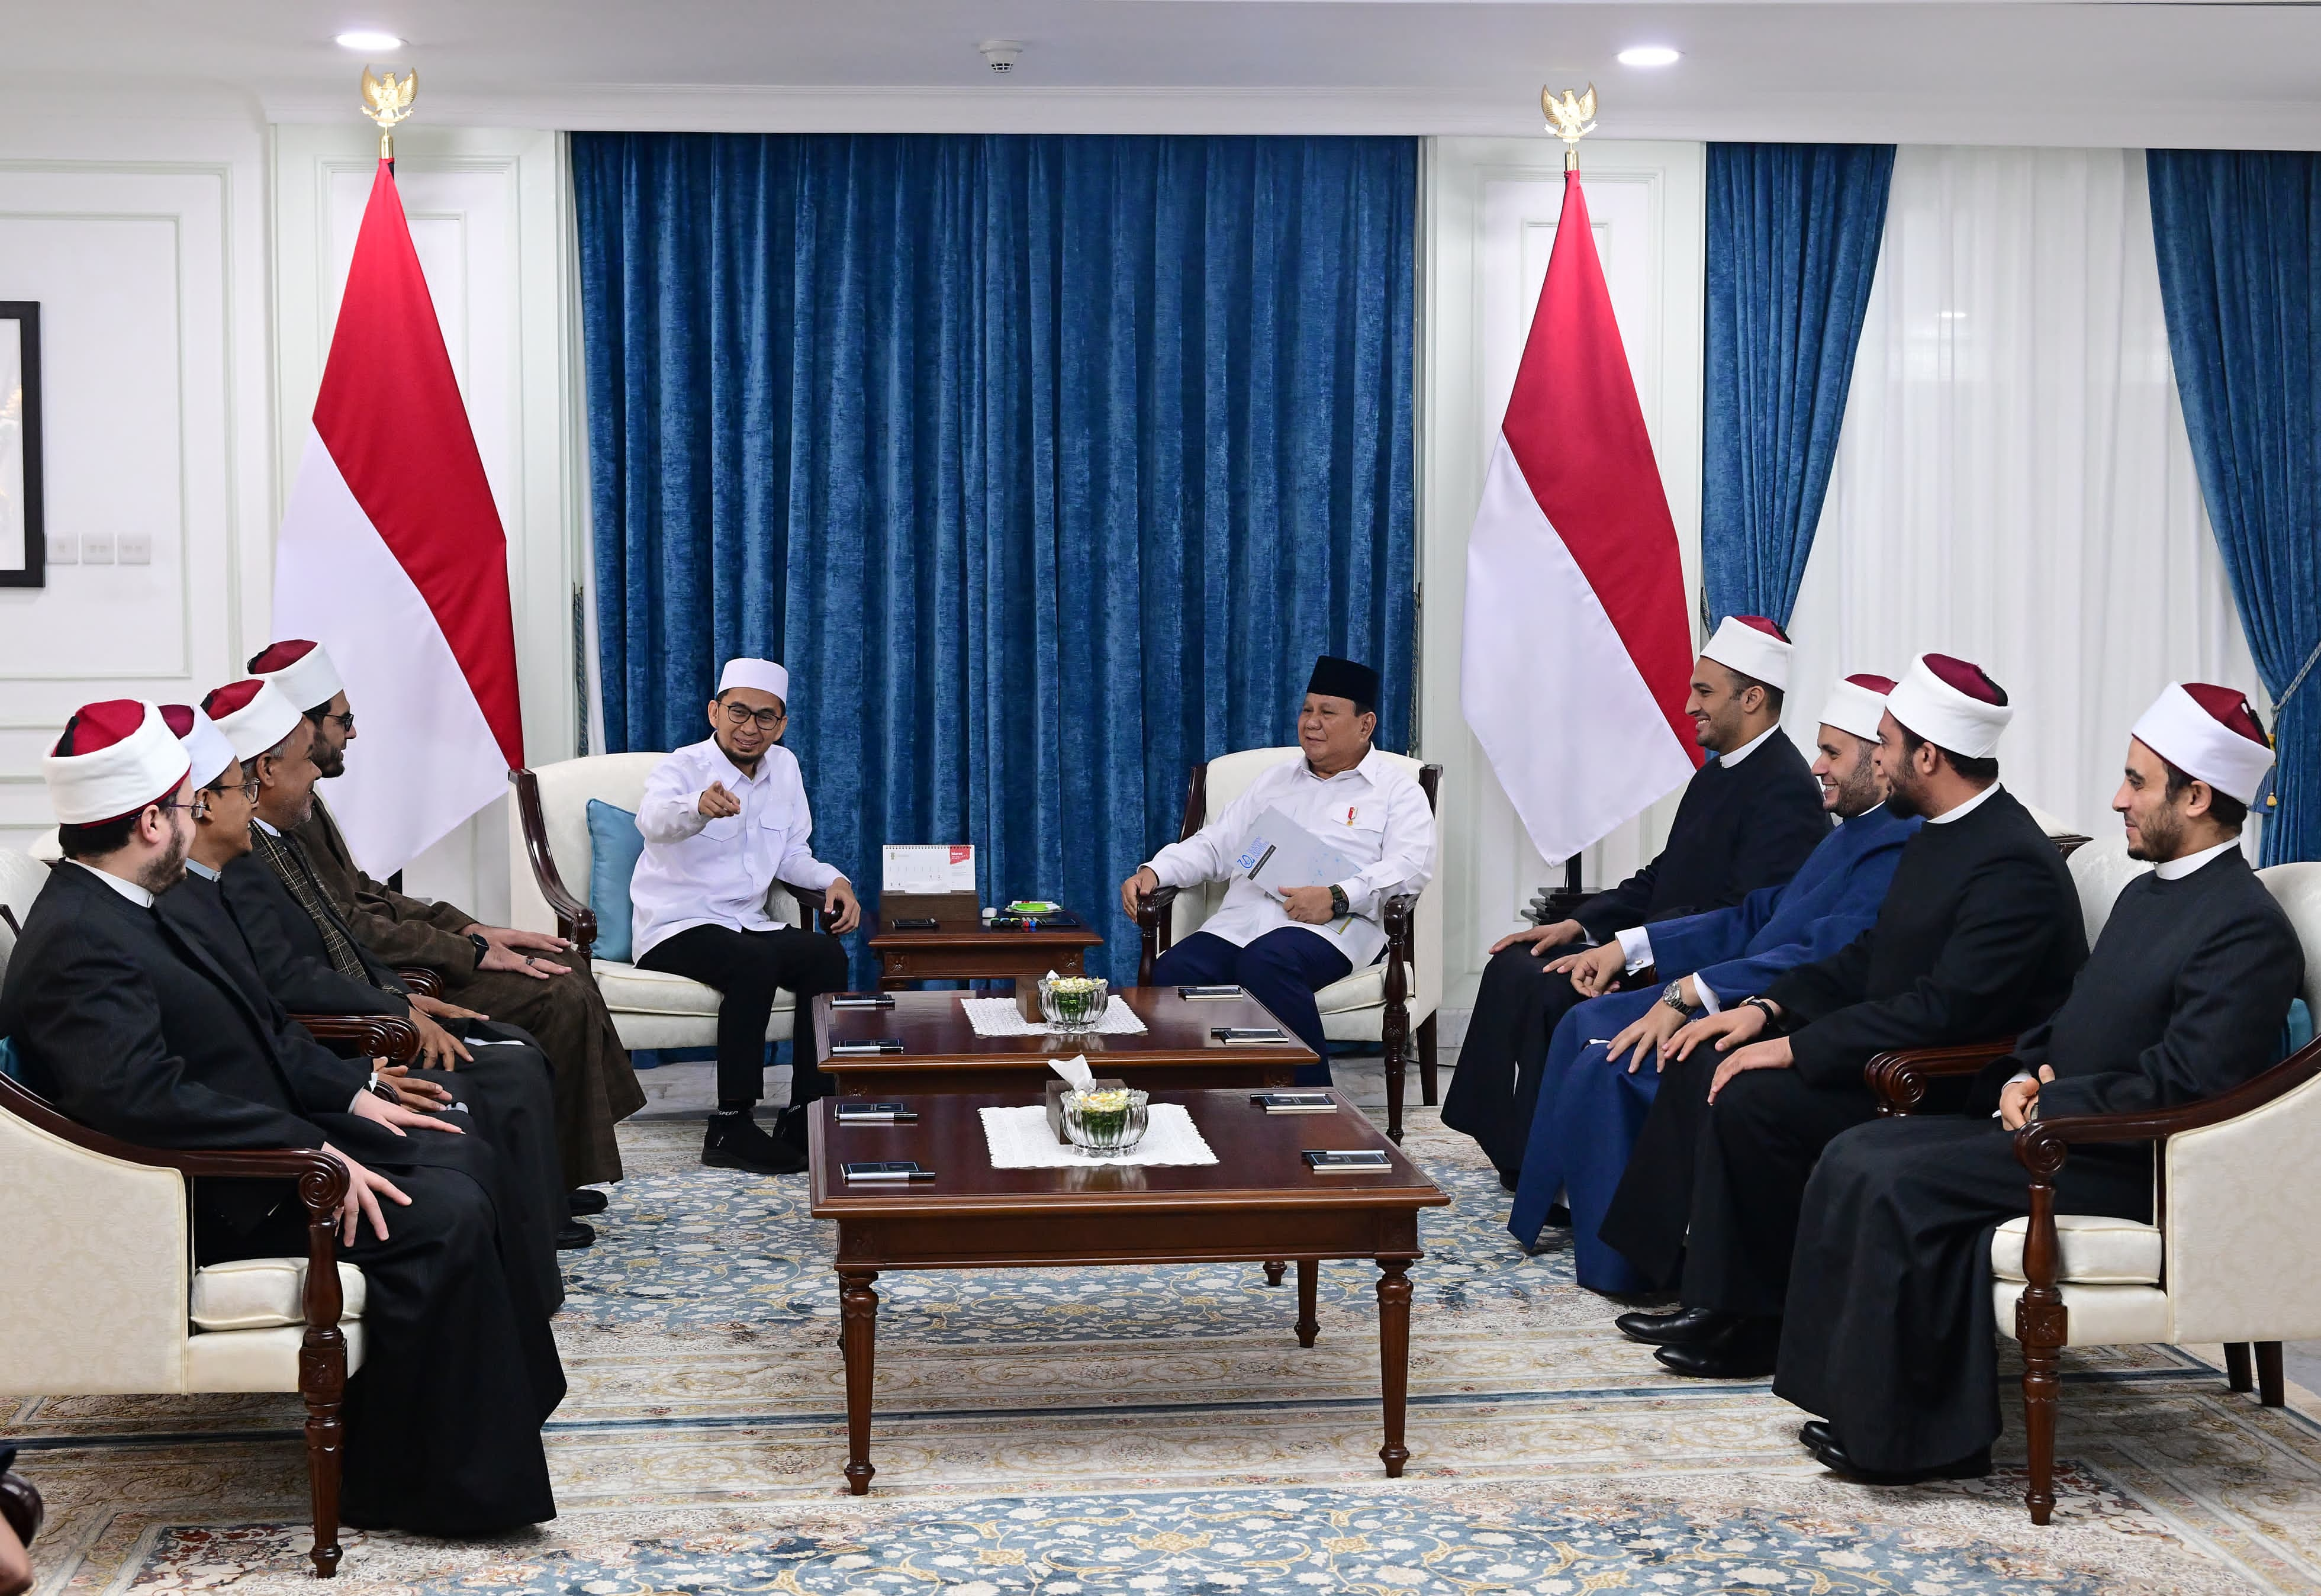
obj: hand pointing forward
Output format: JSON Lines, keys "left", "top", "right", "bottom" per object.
{"left": 698, "top": 781, "right": 742, "bottom": 819}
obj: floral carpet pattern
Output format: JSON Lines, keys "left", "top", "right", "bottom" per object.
{"left": 12, "top": 1081, "right": 2321, "bottom": 1595}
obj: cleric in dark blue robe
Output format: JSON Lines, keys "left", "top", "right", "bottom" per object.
{"left": 1509, "top": 676, "right": 1919, "bottom": 1291}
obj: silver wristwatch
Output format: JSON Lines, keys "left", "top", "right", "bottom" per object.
{"left": 1659, "top": 979, "right": 1697, "bottom": 1016}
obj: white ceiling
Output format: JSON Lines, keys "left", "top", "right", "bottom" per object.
{"left": 9, "top": 1, "right": 2321, "bottom": 147}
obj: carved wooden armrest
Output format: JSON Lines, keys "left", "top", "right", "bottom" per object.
{"left": 293, "top": 1012, "right": 422, "bottom": 1063}
{"left": 1866, "top": 1037, "right": 2017, "bottom": 1116}
{"left": 1134, "top": 885, "right": 1181, "bottom": 985}
{"left": 0, "top": 1462, "right": 40, "bottom": 1551}
{"left": 783, "top": 881, "right": 838, "bottom": 935}
{"left": 508, "top": 767, "right": 598, "bottom": 951}
{"left": 397, "top": 966, "right": 443, "bottom": 998}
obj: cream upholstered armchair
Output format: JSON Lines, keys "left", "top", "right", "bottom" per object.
{"left": 1987, "top": 859, "right": 2321, "bottom": 1524}
{"left": 1132, "top": 748, "right": 1443, "bottom": 1143}
{"left": 0, "top": 848, "right": 358, "bottom": 1578}
{"left": 507, "top": 756, "right": 835, "bottom": 1051}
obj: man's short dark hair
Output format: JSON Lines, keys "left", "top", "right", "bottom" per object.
{"left": 1352, "top": 699, "right": 1376, "bottom": 721}
{"left": 2161, "top": 757, "right": 2250, "bottom": 832}
{"left": 57, "top": 813, "right": 143, "bottom": 861}
{"left": 301, "top": 701, "right": 333, "bottom": 724}
{"left": 1731, "top": 672, "right": 1785, "bottom": 717}
{"left": 1897, "top": 725, "right": 1998, "bottom": 785}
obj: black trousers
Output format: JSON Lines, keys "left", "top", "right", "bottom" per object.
{"left": 434, "top": 1021, "right": 569, "bottom": 1305}
{"left": 1776, "top": 1117, "right": 2151, "bottom": 1472}
{"left": 201, "top": 1116, "right": 564, "bottom": 1534}
{"left": 638, "top": 924, "right": 851, "bottom": 1105}
{"left": 1439, "top": 943, "right": 1596, "bottom": 1176}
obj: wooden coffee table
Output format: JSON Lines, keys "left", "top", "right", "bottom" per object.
{"left": 868, "top": 913, "right": 1105, "bottom": 990}
{"left": 815, "top": 987, "right": 1317, "bottom": 1096}
{"left": 807, "top": 1088, "right": 1449, "bottom": 1494}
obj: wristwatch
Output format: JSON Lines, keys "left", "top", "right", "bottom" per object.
{"left": 1740, "top": 996, "right": 1783, "bottom": 1031}
{"left": 1328, "top": 884, "right": 1350, "bottom": 918}
{"left": 468, "top": 931, "right": 491, "bottom": 967}
{"left": 1658, "top": 979, "right": 1696, "bottom": 1016}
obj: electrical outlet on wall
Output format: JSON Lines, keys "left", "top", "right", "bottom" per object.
{"left": 81, "top": 531, "right": 116, "bottom": 565}
{"left": 117, "top": 532, "right": 152, "bottom": 565}
{"left": 46, "top": 533, "right": 77, "bottom": 566}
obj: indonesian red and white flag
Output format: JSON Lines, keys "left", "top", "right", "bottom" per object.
{"left": 1460, "top": 169, "right": 1698, "bottom": 864}
{"left": 272, "top": 158, "right": 523, "bottom": 875}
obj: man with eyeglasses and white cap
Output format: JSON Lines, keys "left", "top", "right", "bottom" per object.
{"left": 1443, "top": 615, "right": 1830, "bottom": 1188}
{"left": 1602, "top": 652, "right": 2087, "bottom": 1379}
{"left": 1776, "top": 681, "right": 2299, "bottom": 1485}
{"left": 632, "top": 658, "right": 860, "bottom": 1175}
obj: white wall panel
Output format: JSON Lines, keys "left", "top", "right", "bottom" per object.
{"left": 1420, "top": 137, "right": 1706, "bottom": 1044}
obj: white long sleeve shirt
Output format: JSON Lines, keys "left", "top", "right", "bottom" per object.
{"left": 1144, "top": 747, "right": 1434, "bottom": 967}
{"left": 630, "top": 737, "right": 842, "bottom": 959}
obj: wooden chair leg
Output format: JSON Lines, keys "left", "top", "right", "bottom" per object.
{"left": 1263, "top": 1261, "right": 1286, "bottom": 1286}
{"left": 298, "top": 1324, "right": 347, "bottom": 1576}
{"left": 1417, "top": 1014, "right": 1439, "bottom": 1107}
{"left": 2258, "top": 1341, "right": 2286, "bottom": 1408}
{"left": 2226, "top": 1341, "right": 2254, "bottom": 1393}
{"left": 2015, "top": 1174, "right": 2068, "bottom": 1527}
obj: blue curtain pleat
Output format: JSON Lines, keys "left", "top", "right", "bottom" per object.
{"left": 572, "top": 134, "right": 1418, "bottom": 979}
{"left": 1701, "top": 142, "right": 1895, "bottom": 628}
{"left": 2147, "top": 150, "right": 2321, "bottom": 864}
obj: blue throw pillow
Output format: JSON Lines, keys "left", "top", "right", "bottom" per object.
{"left": 0, "top": 1035, "right": 18, "bottom": 1082}
{"left": 2281, "top": 998, "right": 2314, "bottom": 1063}
{"left": 587, "top": 799, "right": 646, "bottom": 964}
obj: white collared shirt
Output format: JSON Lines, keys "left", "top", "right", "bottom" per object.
{"left": 2154, "top": 836, "right": 2241, "bottom": 881}
{"left": 631, "top": 736, "right": 842, "bottom": 958}
{"left": 1928, "top": 780, "right": 2003, "bottom": 825}
{"left": 1144, "top": 746, "right": 1434, "bottom": 967}
{"left": 68, "top": 858, "right": 154, "bottom": 908}
{"left": 1715, "top": 722, "right": 1784, "bottom": 768}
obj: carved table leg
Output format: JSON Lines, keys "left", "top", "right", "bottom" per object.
{"left": 1263, "top": 1261, "right": 1286, "bottom": 1287}
{"left": 1376, "top": 1259, "right": 1413, "bottom": 1477}
{"left": 839, "top": 1269, "right": 881, "bottom": 1495}
{"left": 1296, "top": 1259, "right": 1319, "bottom": 1347}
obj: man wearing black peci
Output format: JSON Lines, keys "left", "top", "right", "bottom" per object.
{"left": 1442, "top": 616, "right": 1829, "bottom": 1186}
{"left": 1603, "top": 652, "right": 2087, "bottom": 1377}
{"left": 0, "top": 700, "right": 562, "bottom": 1534}
{"left": 1776, "top": 682, "right": 2298, "bottom": 1484}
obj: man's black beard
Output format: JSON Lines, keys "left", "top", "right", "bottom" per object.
{"left": 2127, "top": 807, "right": 2185, "bottom": 863}
{"left": 1831, "top": 769, "right": 1887, "bottom": 820}
{"left": 1884, "top": 770, "right": 1928, "bottom": 820}
{"left": 313, "top": 748, "right": 345, "bottom": 779}
{"left": 136, "top": 832, "right": 191, "bottom": 895}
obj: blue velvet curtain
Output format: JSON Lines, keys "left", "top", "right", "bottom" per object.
{"left": 572, "top": 133, "right": 1417, "bottom": 979}
{"left": 1700, "top": 143, "right": 1894, "bottom": 628}
{"left": 2148, "top": 150, "right": 2321, "bottom": 864}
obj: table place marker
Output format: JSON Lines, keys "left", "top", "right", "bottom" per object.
{"left": 1303, "top": 1148, "right": 1392, "bottom": 1172}
{"left": 841, "top": 1160, "right": 935, "bottom": 1182}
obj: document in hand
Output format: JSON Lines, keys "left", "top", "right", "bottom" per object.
{"left": 1234, "top": 806, "right": 1361, "bottom": 897}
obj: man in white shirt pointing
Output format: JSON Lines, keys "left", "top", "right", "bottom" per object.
{"left": 1122, "top": 655, "right": 1434, "bottom": 1086}
{"left": 633, "top": 659, "right": 861, "bottom": 1175}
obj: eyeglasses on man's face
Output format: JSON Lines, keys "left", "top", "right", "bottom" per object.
{"left": 158, "top": 794, "right": 211, "bottom": 821}
{"left": 319, "top": 710, "right": 355, "bottom": 732}
{"left": 722, "top": 702, "right": 785, "bottom": 732}
{"left": 207, "top": 778, "right": 262, "bottom": 805}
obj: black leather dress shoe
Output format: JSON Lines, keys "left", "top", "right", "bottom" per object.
{"left": 1544, "top": 1202, "right": 1572, "bottom": 1227}
{"left": 1798, "top": 1419, "right": 1833, "bottom": 1452}
{"left": 1615, "top": 1305, "right": 1738, "bottom": 1347}
{"left": 567, "top": 1188, "right": 609, "bottom": 1216}
{"left": 555, "top": 1219, "right": 596, "bottom": 1250}
{"left": 1652, "top": 1316, "right": 1780, "bottom": 1378}
{"left": 1809, "top": 1434, "right": 1992, "bottom": 1485}
{"left": 1496, "top": 1168, "right": 1520, "bottom": 1193}
{"left": 704, "top": 1112, "right": 808, "bottom": 1175}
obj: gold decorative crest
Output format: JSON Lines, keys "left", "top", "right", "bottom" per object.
{"left": 360, "top": 67, "right": 419, "bottom": 160}
{"left": 1541, "top": 84, "right": 1598, "bottom": 169}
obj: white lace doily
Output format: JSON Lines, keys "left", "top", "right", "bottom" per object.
{"left": 960, "top": 995, "right": 1150, "bottom": 1037}
{"left": 978, "top": 1103, "right": 1218, "bottom": 1168}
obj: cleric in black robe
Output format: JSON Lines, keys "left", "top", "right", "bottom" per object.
{"left": 1602, "top": 653, "right": 2086, "bottom": 1375}
{"left": 1443, "top": 616, "right": 1829, "bottom": 1182}
{"left": 154, "top": 697, "right": 569, "bottom": 1306}
{"left": 0, "top": 699, "right": 563, "bottom": 1535}
{"left": 196, "top": 681, "right": 582, "bottom": 1259}
{"left": 1777, "top": 681, "right": 2300, "bottom": 1482}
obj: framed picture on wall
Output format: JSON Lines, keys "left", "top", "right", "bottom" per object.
{"left": 0, "top": 301, "right": 45, "bottom": 588}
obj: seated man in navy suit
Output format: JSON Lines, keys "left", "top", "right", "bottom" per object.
{"left": 1506, "top": 674, "right": 1918, "bottom": 1291}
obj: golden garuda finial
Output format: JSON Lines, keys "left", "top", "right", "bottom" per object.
{"left": 1542, "top": 84, "right": 1598, "bottom": 170}
{"left": 360, "top": 67, "right": 419, "bottom": 161}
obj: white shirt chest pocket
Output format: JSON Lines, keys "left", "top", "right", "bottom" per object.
{"left": 1329, "top": 803, "right": 1390, "bottom": 864}
{"left": 701, "top": 814, "right": 743, "bottom": 844}
{"left": 753, "top": 806, "right": 797, "bottom": 859}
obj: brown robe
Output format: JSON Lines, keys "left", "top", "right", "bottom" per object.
{"left": 291, "top": 794, "right": 645, "bottom": 1186}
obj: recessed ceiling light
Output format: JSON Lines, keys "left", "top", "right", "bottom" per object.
{"left": 335, "top": 30, "right": 405, "bottom": 52}
{"left": 1617, "top": 46, "right": 1681, "bottom": 68}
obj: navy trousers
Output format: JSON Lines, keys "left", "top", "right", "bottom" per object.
{"left": 1506, "top": 986, "right": 1667, "bottom": 1292}
{"left": 1149, "top": 927, "right": 1351, "bottom": 1086}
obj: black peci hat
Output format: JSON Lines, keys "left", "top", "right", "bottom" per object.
{"left": 1306, "top": 655, "right": 1380, "bottom": 710}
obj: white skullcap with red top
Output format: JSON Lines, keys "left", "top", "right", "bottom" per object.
{"left": 1885, "top": 652, "right": 2012, "bottom": 760}
{"left": 160, "top": 704, "right": 237, "bottom": 791}
{"left": 202, "top": 679, "right": 305, "bottom": 764}
{"left": 1818, "top": 672, "right": 1897, "bottom": 744}
{"left": 2132, "top": 681, "right": 2274, "bottom": 805}
{"left": 249, "top": 639, "right": 344, "bottom": 717}
{"left": 1700, "top": 614, "right": 1794, "bottom": 692}
{"left": 42, "top": 700, "right": 191, "bottom": 826}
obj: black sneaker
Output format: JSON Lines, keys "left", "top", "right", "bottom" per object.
{"left": 774, "top": 1103, "right": 813, "bottom": 1156}
{"left": 704, "top": 1112, "right": 807, "bottom": 1175}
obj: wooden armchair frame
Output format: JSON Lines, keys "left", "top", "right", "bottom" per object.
{"left": 0, "top": 1074, "right": 352, "bottom": 1576}
{"left": 1133, "top": 760, "right": 1443, "bottom": 1143}
{"left": 508, "top": 766, "right": 836, "bottom": 952}
{"left": 2008, "top": 1037, "right": 2321, "bottom": 1522}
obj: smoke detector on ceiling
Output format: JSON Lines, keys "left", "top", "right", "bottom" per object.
{"left": 979, "top": 40, "right": 1023, "bottom": 73}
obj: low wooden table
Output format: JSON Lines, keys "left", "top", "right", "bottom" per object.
{"left": 815, "top": 987, "right": 1317, "bottom": 1096}
{"left": 808, "top": 1088, "right": 1448, "bottom": 1494}
{"left": 868, "top": 912, "right": 1104, "bottom": 990}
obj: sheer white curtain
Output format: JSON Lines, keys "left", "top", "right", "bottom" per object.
{"left": 1784, "top": 146, "right": 2258, "bottom": 838}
